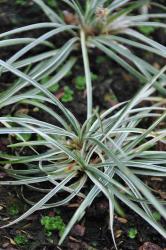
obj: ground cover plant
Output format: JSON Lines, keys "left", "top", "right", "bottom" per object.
{"left": 0, "top": 60, "right": 166, "bottom": 248}
{"left": 0, "top": 0, "right": 166, "bottom": 249}
{"left": 0, "top": 0, "right": 166, "bottom": 119}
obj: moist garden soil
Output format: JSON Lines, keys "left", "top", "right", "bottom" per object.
{"left": 0, "top": 1, "right": 166, "bottom": 249}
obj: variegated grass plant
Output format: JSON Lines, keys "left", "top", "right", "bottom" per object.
{"left": 0, "top": 0, "right": 166, "bottom": 120}
{"left": 0, "top": 58, "right": 166, "bottom": 247}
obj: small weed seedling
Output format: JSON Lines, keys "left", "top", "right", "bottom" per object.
{"left": 61, "top": 86, "right": 74, "bottom": 103}
{"left": 128, "top": 228, "right": 138, "bottom": 239}
{"left": 14, "top": 234, "right": 28, "bottom": 246}
{"left": 7, "top": 203, "right": 20, "bottom": 216}
{"left": 75, "top": 74, "right": 97, "bottom": 90}
{"left": 75, "top": 76, "right": 86, "bottom": 90}
{"left": 41, "top": 215, "right": 65, "bottom": 237}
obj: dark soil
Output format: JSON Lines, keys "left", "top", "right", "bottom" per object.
{"left": 0, "top": 1, "right": 166, "bottom": 250}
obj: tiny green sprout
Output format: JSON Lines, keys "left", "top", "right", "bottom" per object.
{"left": 152, "top": 211, "right": 161, "bottom": 221}
{"left": 138, "top": 26, "right": 155, "bottom": 35}
{"left": 41, "top": 215, "right": 65, "bottom": 237}
{"left": 14, "top": 234, "right": 28, "bottom": 246}
{"left": 127, "top": 228, "right": 138, "bottom": 239}
{"left": 75, "top": 76, "right": 86, "bottom": 90}
{"left": 8, "top": 203, "right": 20, "bottom": 216}
{"left": 61, "top": 86, "right": 74, "bottom": 103}
{"left": 75, "top": 74, "right": 98, "bottom": 90}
